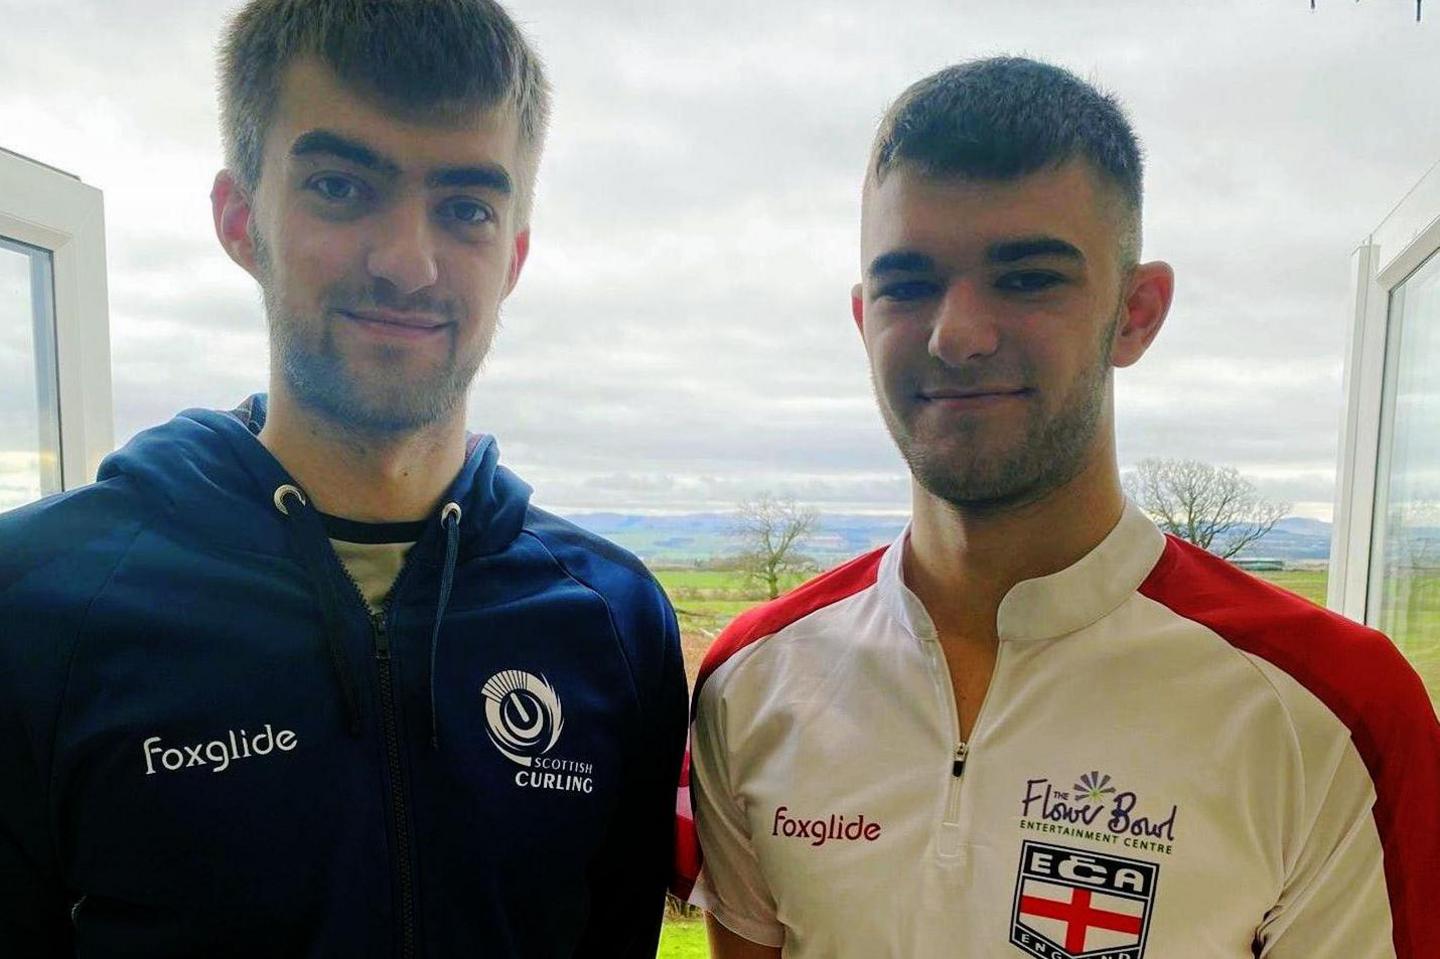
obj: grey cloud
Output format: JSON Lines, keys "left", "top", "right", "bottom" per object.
{"left": 3, "top": 0, "right": 1436, "bottom": 518}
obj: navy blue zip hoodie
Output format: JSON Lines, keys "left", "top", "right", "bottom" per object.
{"left": 0, "top": 395, "right": 688, "bottom": 957}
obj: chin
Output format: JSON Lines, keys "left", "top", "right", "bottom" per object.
{"left": 903, "top": 441, "right": 1051, "bottom": 508}
{"left": 920, "top": 472, "right": 1034, "bottom": 510}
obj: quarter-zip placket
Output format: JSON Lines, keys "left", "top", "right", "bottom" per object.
{"left": 924, "top": 637, "right": 1002, "bottom": 859}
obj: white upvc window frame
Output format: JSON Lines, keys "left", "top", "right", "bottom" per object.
{"left": 1329, "top": 158, "right": 1440, "bottom": 620}
{"left": 0, "top": 146, "right": 112, "bottom": 492}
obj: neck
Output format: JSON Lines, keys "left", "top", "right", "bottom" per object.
{"left": 904, "top": 438, "right": 1126, "bottom": 642}
{"left": 258, "top": 381, "right": 468, "bottom": 524}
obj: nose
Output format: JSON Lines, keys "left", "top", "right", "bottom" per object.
{"left": 366, "top": 199, "right": 439, "bottom": 295}
{"left": 928, "top": 279, "right": 999, "bottom": 365}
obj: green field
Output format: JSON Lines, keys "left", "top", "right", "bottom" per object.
{"left": 657, "top": 918, "right": 709, "bottom": 959}
{"left": 1373, "top": 569, "right": 1440, "bottom": 716}
{"left": 1253, "top": 569, "right": 1328, "bottom": 606}
{"left": 655, "top": 568, "right": 810, "bottom": 683}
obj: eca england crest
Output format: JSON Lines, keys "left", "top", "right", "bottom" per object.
{"left": 1010, "top": 841, "right": 1159, "bottom": 959}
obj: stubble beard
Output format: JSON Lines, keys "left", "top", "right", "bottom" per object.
{"left": 881, "top": 310, "right": 1120, "bottom": 513}
{"left": 253, "top": 230, "right": 490, "bottom": 436}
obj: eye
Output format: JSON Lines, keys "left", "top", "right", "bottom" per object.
{"left": 308, "top": 174, "right": 362, "bottom": 203}
{"left": 995, "top": 271, "right": 1064, "bottom": 293}
{"left": 875, "top": 280, "right": 940, "bottom": 303}
{"left": 440, "top": 197, "right": 495, "bottom": 226}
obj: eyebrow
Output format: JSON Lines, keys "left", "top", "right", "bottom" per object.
{"left": 291, "top": 130, "right": 399, "bottom": 177}
{"left": 987, "top": 236, "right": 1085, "bottom": 264}
{"left": 866, "top": 250, "right": 935, "bottom": 279}
{"left": 866, "top": 236, "right": 1085, "bottom": 279}
{"left": 427, "top": 165, "right": 512, "bottom": 194}
{"left": 289, "top": 129, "right": 513, "bottom": 195}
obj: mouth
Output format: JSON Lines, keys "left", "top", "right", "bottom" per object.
{"left": 337, "top": 309, "right": 452, "bottom": 340}
{"left": 918, "top": 387, "right": 1032, "bottom": 408}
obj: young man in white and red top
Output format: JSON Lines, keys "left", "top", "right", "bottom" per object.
{"left": 672, "top": 57, "right": 1440, "bottom": 959}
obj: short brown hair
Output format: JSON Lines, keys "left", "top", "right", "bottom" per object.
{"left": 219, "top": 0, "right": 550, "bottom": 223}
{"left": 869, "top": 57, "right": 1143, "bottom": 264}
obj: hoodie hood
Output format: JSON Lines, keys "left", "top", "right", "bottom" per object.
{"left": 97, "top": 393, "right": 533, "bottom": 557}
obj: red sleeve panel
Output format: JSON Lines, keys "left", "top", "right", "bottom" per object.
{"left": 1139, "top": 534, "right": 1440, "bottom": 958}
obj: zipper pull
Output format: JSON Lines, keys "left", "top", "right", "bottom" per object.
{"left": 952, "top": 742, "right": 969, "bottom": 778}
{"left": 372, "top": 614, "right": 390, "bottom": 658}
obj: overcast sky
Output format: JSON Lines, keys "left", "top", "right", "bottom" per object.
{"left": 2, "top": 0, "right": 1437, "bottom": 518}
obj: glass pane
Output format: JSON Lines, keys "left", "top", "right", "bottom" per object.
{"left": 0, "top": 236, "right": 61, "bottom": 510}
{"left": 1369, "top": 248, "right": 1440, "bottom": 717}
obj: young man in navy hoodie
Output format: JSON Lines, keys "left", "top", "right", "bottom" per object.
{"left": 0, "top": 2, "right": 687, "bottom": 955}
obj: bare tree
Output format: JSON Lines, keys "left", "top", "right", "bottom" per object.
{"left": 733, "top": 494, "right": 819, "bottom": 600}
{"left": 1123, "top": 459, "right": 1290, "bottom": 559}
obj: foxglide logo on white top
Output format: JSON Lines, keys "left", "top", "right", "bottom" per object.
{"left": 481, "top": 669, "right": 594, "bottom": 794}
{"left": 143, "top": 724, "right": 297, "bottom": 775}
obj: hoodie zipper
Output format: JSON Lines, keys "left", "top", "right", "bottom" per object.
{"left": 330, "top": 537, "right": 426, "bottom": 958}
{"left": 373, "top": 613, "right": 417, "bottom": 959}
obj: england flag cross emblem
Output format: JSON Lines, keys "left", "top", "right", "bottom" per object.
{"left": 1009, "top": 841, "right": 1159, "bottom": 959}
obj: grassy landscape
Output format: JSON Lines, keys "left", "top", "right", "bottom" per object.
{"left": 652, "top": 561, "right": 1437, "bottom": 958}
{"left": 656, "top": 917, "right": 708, "bottom": 959}
{"left": 1254, "top": 569, "right": 1328, "bottom": 606}
{"left": 654, "top": 567, "right": 808, "bottom": 688}
{"left": 1374, "top": 569, "right": 1440, "bottom": 716}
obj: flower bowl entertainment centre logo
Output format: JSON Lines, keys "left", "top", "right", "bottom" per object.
{"left": 1018, "top": 769, "right": 1180, "bottom": 857}
{"left": 481, "top": 669, "right": 594, "bottom": 794}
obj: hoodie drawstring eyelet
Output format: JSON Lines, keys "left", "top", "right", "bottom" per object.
{"left": 430, "top": 502, "right": 463, "bottom": 750}
{"left": 273, "top": 484, "right": 306, "bottom": 515}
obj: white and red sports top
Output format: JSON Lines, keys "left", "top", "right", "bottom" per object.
{"left": 674, "top": 503, "right": 1440, "bottom": 959}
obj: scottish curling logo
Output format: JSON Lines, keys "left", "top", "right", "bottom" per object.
{"left": 482, "top": 670, "right": 564, "bottom": 765}
{"left": 481, "top": 670, "right": 594, "bottom": 794}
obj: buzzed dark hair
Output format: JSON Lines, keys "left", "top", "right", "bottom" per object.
{"left": 220, "top": 0, "right": 550, "bottom": 222}
{"left": 869, "top": 57, "right": 1144, "bottom": 262}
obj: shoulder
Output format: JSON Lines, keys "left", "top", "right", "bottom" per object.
{"left": 0, "top": 477, "right": 150, "bottom": 600}
{"left": 0, "top": 478, "right": 151, "bottom": 717}
{"left": 695, "top": 545, "right": 888, "bottom": 701}
{"left": 518, "top": 507, "right": 678, "bottom": 684}
{"left": 519, "top": 506, "right": 665, "bottom": 607}
{"left": 1139, "top": 535, "right": 1424, "bottom": 713}
{"left": 1138, "top": 534, "right": 1437, "bottom": 768}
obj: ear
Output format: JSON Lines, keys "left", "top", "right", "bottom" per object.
{"left": 850, "top": 282, "right": 865, "bottom": 337}
{"left": 503, "top": 227, "right": 531, "bottom": 298}
{"left": 211, "top": 170, "right": 261, "bottom": 279}
{"left": 1112, "top": 261, "right": 1174, "bottom": 368}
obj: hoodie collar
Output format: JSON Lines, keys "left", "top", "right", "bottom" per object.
{"left": 97, "top": 393, "right": 532, "bottom": 558}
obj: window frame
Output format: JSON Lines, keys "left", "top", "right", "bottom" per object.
{"left": 1330, "top": 158, "right": 1440, "bottom": 622}
{"left": 0, "top": 146, "right": 112, "bottom": 495}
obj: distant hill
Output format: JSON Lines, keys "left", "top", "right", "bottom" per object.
{"left": 559, "top": 511, "right": 906, "bottom": 565}
{"left": 1223, "top": 517, "right": 1334, "bottom": 562}
{"left": 558, "top": 511, "right": 1337, "bottom": 567}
